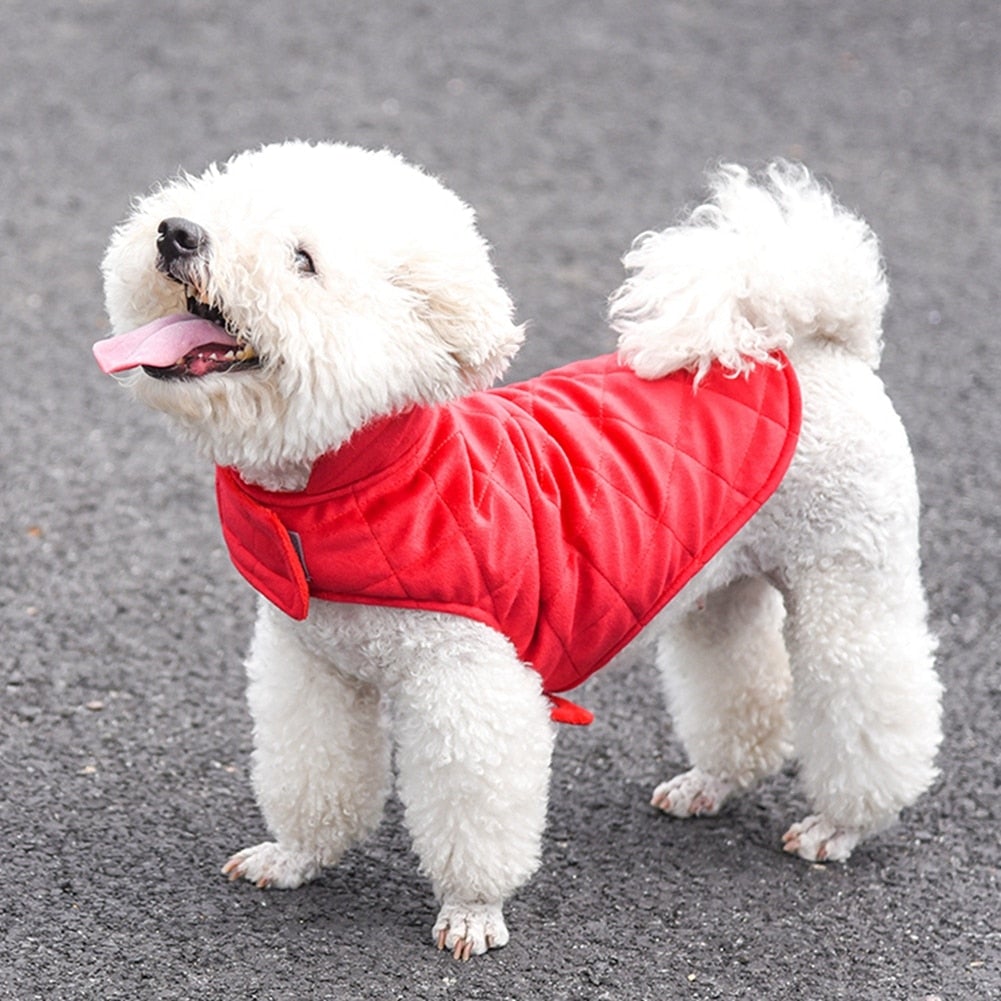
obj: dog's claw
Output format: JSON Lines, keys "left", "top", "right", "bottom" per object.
{"left": 221, "top": 858, "right": 243, "bottom": 881}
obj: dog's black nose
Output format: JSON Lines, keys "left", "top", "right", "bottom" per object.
{"left": 157, "top": 217, "right": 208, "bottom": 263}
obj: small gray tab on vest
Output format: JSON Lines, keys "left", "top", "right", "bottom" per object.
{"left": 287, "top": 530, "right": 311, "bottom": 581}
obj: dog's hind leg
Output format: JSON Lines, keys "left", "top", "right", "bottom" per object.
{"left": 222, "top": 603, "right": 392, "bottom": 889}
{"left": 391, "top": 619, "right": 554, "bottom": 960}
{"left": 779, "top": 556, "right": 941, "bottom": 862}
{"left": 651, "top": 575, "right": 792, "bottom": 818}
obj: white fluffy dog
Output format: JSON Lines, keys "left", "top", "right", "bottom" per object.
{"left": 95, "top": 141, "right": 941, "bottom": 959}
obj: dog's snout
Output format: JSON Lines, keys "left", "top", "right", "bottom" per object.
{"left": 157, "top": 217, "right": 208, "bottom": 264}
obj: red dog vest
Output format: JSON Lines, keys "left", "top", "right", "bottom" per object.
{"left": 216, "top": 354, "right": 800, "bottom": 723}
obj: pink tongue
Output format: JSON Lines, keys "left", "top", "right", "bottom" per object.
{"left": 92, "top": 313, "right": 239, "bottom": 374}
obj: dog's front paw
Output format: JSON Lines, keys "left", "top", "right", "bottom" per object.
{"left": 221, "top": 841, "right": 322, "bottom": 889}
{"left": 782, "top": 815, "right": 860, "bottom": 862}
{"left": 651, "top": 767, "right": 734, "bottom": 817}
{"left": 433, "top": 901, "right": 509, "bottom": 961}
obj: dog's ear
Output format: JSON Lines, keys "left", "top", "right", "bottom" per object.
{"left": 392, "top": 260, "right": 525, "bottom": 389}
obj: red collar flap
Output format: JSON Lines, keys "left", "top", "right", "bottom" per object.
{"left": 215, "top": 466, "right": 311, "bottom": 620}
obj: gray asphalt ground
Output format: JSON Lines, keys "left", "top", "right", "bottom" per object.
{"left": 2, "top": 2, "right": 999, "bottom": 999}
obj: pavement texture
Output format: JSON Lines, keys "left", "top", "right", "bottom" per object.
{"left": 2, "top": 2, "right": 999, "bottom": 999}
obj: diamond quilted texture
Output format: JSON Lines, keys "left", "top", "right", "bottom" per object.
{"left": 215, "top": 353, "right": 801, "bottom": 710}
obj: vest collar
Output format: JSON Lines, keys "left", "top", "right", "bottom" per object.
{"left": 230, "top": 405, "right": 437, "bottom": 504}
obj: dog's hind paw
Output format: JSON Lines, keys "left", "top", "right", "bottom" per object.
{"left": 222, "top": 841, "right": 322, "bottom": 889}
{"left": 433, "top": 901, "right": 509, "bottom": 961}
{"left": 651, "top": 767, "right": 734, "bottom": 818}
{"left": 782, "top": 815, "right": 860, "bottom": 862}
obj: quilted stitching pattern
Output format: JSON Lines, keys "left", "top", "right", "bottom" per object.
{"left": 216, "top": 353, "right": 800, "bottom": 700}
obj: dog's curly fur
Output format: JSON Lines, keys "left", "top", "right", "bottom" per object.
{"left": 99, "top": 141, "right": 941, "bottom": 958}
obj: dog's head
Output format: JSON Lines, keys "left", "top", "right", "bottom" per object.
{"left": 97, "top": 141, "right": 523, "bottom": 485}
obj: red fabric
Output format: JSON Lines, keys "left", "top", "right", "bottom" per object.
{"left": 216, "top": 354, "right": 800, "bottom": 721}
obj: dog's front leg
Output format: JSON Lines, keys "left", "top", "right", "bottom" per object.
{"left": 391, "top": 618, "right": 555, "bottom": 959}
{"left": 223, "top": 602, "right": 392, "bottom": 888}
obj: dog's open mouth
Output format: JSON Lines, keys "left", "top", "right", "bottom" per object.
{"left": 92, "top": 290, "right": 260, "bottom": 380}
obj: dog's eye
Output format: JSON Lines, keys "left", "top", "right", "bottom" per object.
{"left": 294, "top": 247, "right": 316, "bottom": 276}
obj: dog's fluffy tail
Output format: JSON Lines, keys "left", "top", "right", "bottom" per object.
{"left": 608, "top": 162, "right": 888, "bottom": 380}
